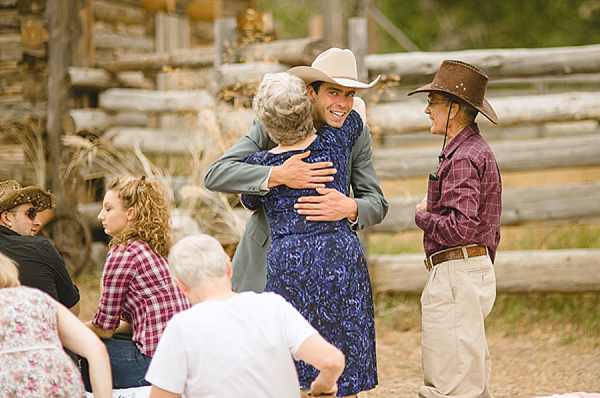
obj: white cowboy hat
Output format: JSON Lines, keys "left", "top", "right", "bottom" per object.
{"left": 288, "top": 48, "right": 380, "bottom": 89}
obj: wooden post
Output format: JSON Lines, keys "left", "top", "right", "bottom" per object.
{"left": 46, "top": 0, "right": 93, "bottom": 215}
{"left": 348, "top": 17, "right": 368, "bottom": 82}
{"left": 214, "top": 17, "right": 237, "bottom": 67}
{"left": 321, "top": 0, "right": 343, "bottom": 47}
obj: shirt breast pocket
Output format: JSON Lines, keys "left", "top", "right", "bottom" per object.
{"left": 427, "top": 177, "right": 442, "bottom": 205}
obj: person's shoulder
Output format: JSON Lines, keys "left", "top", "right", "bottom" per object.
{"left": 7, "top": 285, "right": 54, "bottom": 302}
{"left": 242, "top": 150, "right": 268, "bottom": 164}
{"left": 19, "top": 235, "right": 61, "bottom": 257}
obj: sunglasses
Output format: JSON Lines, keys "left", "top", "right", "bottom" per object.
{"left": 12, "top": 207, "right": 37, "bottom": 221}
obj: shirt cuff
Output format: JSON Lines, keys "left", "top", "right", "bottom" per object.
{"left": 259, "top": 167, "right": 273, "bottom": 192}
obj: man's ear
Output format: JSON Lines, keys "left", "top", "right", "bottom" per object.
{"left": 449, "top": 102, "right": 461, "bottom": 120}
{"left": 0, "top": 211, "right": 11, "bottom": 226}
{"left": 307, "top": 85, "right": 317, "bottom": 102}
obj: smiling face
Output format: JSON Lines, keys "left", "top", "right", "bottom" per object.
{"left": 97, "top": 190, "right": 132, "bottom": 237}
{"left": 2, "top": 203, "right": 41, "bottom": 236}
{"left": 425, "top": 93, "right": 452, "bottom": 136}
{"left": 308, "top": 82, "right": 356, "bottom": 130}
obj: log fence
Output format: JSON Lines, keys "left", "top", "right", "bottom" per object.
{"left": 1, "top": 5, "right": 599, "bottom": 292}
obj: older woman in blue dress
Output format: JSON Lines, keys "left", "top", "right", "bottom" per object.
{"left": 241, "top": 72, "right": 377, "bottom": 397}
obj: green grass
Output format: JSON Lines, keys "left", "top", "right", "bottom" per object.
{"left": 374, "top": 292, "right": 600, "bottom": 339}
{"left": 370, "top": 223, "right": 600, "bottom": 340}
{"left": 368, "top": 223, "right": 600, "bottom": 255}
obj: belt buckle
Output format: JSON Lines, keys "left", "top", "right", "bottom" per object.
{"left": 424, "top": 257, "right": 432, "bottom": 271}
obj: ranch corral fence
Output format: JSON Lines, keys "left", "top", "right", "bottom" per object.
{"left": 362, "top": 45, "right": 600, "bottom": 294}
{"left": 0, "top": 3, "right": 599, "bottom": 292}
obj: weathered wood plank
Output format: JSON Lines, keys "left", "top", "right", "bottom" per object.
{"left": 97, "top": 47, "right": 214, "bottom": 71}
{"left": 0, "top": 34, "right": 22, "bottom": 62}
{"left": 68, "top": 66, "right": 114, "bottom": 89}
{"left": 369, "top": 249, "right": 600, "bottom": 293}
{"left": 104, "top": 126, "right": 203, "bottom": 154}
{"left": 369, "top": 92, "right": 600, "bottom": 135}
{"left": 373, "top": 134, "right": 600, "bottom": 179}
{"left": 96, "top": 37, "right": 326, "bottom": 72}
{"left": 98, "top": 88, "right": 214, "bottom": 112}
{"left": 370, "top": 182, "right": 600, "bottom": 233}
{"left": 93, "top": 31, "right": 154, "bottom": 52}
{"left": 68, "top": 67, "right": 154, "bottom": 89}
{"left": 366, "top": 44, "right": 600, "bottom": 86}
{"left": 237, "top": 37, "right": 328, "bottom": 66}
{"left": 0, "top": 8, "right": 19, "bottom": 30}
{"left": 93, "top": 0, "right": 148, "bottom": 25}
{"left": 65, "top": 108, "right": 148, "bottom": 133}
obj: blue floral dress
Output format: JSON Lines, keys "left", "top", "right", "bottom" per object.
{"left": 242, "top": 110, "right": 377, "bottom": 396}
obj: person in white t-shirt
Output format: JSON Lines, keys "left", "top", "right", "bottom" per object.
{"left": 145, "top": 234, "right": 345, "bottom": 398}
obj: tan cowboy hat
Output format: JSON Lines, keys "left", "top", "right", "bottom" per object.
{"left": 408, "top": 60, "right": 498, "bottom": 124}
{"left": 0, "top": 180, "right": 54, "bottom": 213}
{"left": 288, "top": 48, "right": 381, "bottom": 89}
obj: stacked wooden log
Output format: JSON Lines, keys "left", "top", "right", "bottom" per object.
{"left": 363, "top": 47, "right": 600, "bottom": 293}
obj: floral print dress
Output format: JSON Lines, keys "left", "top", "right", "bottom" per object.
{"left": 0, "top": 286, "right": 85, "bottom": 397}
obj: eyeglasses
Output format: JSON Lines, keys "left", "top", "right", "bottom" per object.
{"left": 427, "top": 99, "right": 450, "bottom": 107}
{"left": 11, "top": 207, "right": 37, "bottom": 221}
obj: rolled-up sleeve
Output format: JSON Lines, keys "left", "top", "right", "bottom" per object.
{"left": 92, "top": 248, "right": 135, "bottom": 330}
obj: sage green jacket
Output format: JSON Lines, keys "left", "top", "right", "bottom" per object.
{"left": 204, "top": 117, "right": 388, "bottom": 292}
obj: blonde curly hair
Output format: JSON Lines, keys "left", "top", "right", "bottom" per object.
{"left": 253, "top": 72, "right": 314, "bottom": 146}
{"left": 0, "top": 252, "right": 20, "bottom": 288}
{"left": 106, "top": 176, "right": 172, "bottom": 258}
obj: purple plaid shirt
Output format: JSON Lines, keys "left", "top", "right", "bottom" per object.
{"left": 415, "top": 124, "right": 502, "bottom": 262}
{"left": 92, "top": 239, "right": 190, "bottom": 356}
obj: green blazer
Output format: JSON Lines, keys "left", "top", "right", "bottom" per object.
{"left": 204, "top": 116, "right": 389, "bottom": 292}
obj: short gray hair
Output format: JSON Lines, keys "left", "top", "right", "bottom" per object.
{"left": 253, "top": 72, "right": 314, "bottom": 146}
{"left": 168, "top": 234, "right": 228, "bottom": 288}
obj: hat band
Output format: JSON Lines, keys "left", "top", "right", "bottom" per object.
{"left": 432, "top": 82, "right": 484, "bottom": 106}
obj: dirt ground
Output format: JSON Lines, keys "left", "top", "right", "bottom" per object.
{"left": 77, "top": 277, "right": 599, "bottom": 398}
{"left": 370, "top": 327, "right": 600, "bottom": 398}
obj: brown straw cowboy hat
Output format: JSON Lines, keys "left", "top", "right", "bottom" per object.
{"left": 0, "top": 180, "right": 54, "bottom": 213}
{"left": 288, "top": 48, "right": 381, "bottom": 89}
{"left": 408, "top": 60, "right": 498, "bottom": 124}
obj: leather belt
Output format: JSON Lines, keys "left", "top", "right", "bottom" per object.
{"left": 424, "top": 245, "right": 488, "bottom": 271}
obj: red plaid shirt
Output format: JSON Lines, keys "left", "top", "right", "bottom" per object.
{"left": 92, "top": 239, "right": 190, "bottom": 356}
{"left": 415, "top": 124, "right": 502, "bottom": 262}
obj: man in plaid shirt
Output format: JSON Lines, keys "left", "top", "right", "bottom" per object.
{"left": 409, "top": 60, "right": 502, "bottom": 398}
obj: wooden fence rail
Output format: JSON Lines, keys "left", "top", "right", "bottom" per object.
{"left": 365, "top": 44, "right": 600, "bottom": 86}
{"left": 371, "top": 182, "right": 600, "bottom": 234}
{"left": 369, "top": 91, "right": 600, "bottom": 135}
{"left": 369, "top": 249, "right": 600, "bottom": 294}
{"left": 373, "top": 134, "right": 600, "bottom": 179}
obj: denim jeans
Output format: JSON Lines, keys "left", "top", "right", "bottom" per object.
{"left": 81, "top": 337, "right": 152, "bottom": 390}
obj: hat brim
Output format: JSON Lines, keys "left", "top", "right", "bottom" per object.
{"left": 288, "top": 66, "right": 380, "bottom": 89}
{"left": 408, "top": 83, "right": 498, "bottom": 125}
{"left": 0, "top": 186, "right": 54, "bottom": 213}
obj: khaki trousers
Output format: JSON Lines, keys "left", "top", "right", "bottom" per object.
{"left": 419, "top": 254, "right": 496, "bottom": 398}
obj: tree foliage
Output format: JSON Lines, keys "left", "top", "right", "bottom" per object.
{"left": 257, "top": 0, "right": 600, "bottom": 53}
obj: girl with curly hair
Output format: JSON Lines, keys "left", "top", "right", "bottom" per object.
{"left": 84, "top": 176, "right": 190, "bottom": 390}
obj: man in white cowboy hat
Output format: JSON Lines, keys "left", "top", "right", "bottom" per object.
{"left": 409, "top": 60, "right": 502, "bottom": 398}
{"left": 205, "top": 48, "right": 388, "bottom": 293}
{"left": 0, "top": 180, "right": 81, "bottom": 315}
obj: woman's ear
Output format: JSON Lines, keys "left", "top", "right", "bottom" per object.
{"left": 174, "top": 276, "right": 188, "bottom": 294}
{"left": 126, "top": 207, "right": 134, "bottom": 221}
